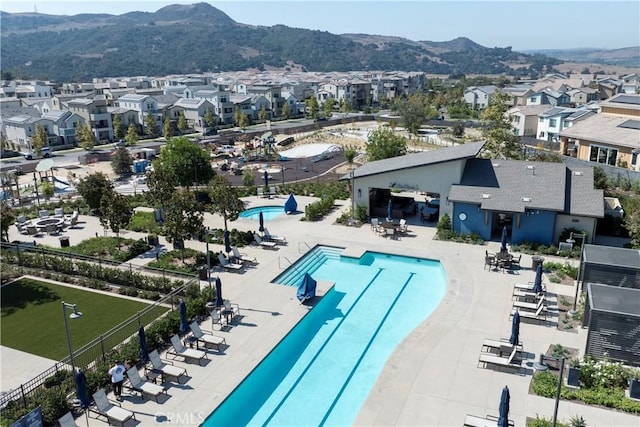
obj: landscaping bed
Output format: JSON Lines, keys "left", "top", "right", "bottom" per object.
{"left": 54, "top": 236, "right": 151, "bottom": 262}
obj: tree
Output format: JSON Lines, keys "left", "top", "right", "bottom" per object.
{"left": 452, "top": 121, "right": 465, "bottom": 138}
{"left": 145, "top": 112, "right": 157, "bottom": 137}
{"left": 396, "top": 93, "right": 428, "bottom": 135}
{"left": 77, "top": 122, "right": 96, "bottom": 151}
{"left": 242, "top": 167, "right": 255, "bottom": 187}
{"left": 480, "top": 92, "right": 523, "bottom": 159}
{"left": 99, "top": 190, "right": 132, "bottom": 247}
{"left": 238, "top": 113, "right": 249, "bottom": 131}
{"left": 258, "top": 105, "right": 268, "bottom": 122}
{"left": 163, "top": 189, "right": 204, "bottom": 261}
{"left": 624, "top": 200, "right": 640, "bottom": 248}
{"left": 0, "top": 202, "right": 16, "bottom": 242}
{"left": 76, "top": 172, "right": 113, "bottom": 213}
{"left": 41, "top": 181, "right": 55, "bottom": 201}
{"left": 146, "top": 161, "right": 176, "bottom": 210}
{"left": 163, "top": 118, "right": 173, "bottom": 141}
{"left": 31, "top": 124, "right": 48, "bottom": 157}
{"left": 340, "top": 98, "right": 351, "bottom": 115}
{"left": 125, "top": 123, "right": 138, "bottom": 146}
{"left": 111, "top": 146, "right": 133, "bottom": 175}
{"left": 306, "top": 97, "right": 319, "bottom": 120}
{"left": 204, "top": 107, "right": 216, "bottom": 129}
{"left": 177, "top": 111, "right": 188, "bottom": 133}
{"left": 323, "top": 98, "right": 336, "bottom": 118}
{"left": 281, "top": 102, "right": 290, "bottom": 119}
{"left": 112, "top": 114, "right": 124, "bottom": 140}
{"left": 366, "top": 127, "right": 407, "bottom": 161}
{"left": 156, "top": 136, "right": 214, "bottom": 189}
{"left": 344, "top": 144, "right": 357, "bottom": 168}
{"left": 234, "top": 106, "right": 242, "bottom": 126}
{"left": 207, "top": 175, "right": 245, "bottom": 232}
{"left": 593, "top": 166, "right": 610, "bottom": 191}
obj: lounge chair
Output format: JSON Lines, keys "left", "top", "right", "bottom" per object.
{"left": 147, "top": 349, "right": 187, "bottom": 384}
{"left": 257, "top": 187, "right": 265, "bottom": 198}
{"left": 514, "top": 282, "right": 546, "bottom": 292}
{"left": 464, "top": 414, "right": 514, "bottom": 427}
{"left": 91, "top": 389, "right": 136, "bottom": 427}
{"left": 512, "top": 296, "right": 546, "bottom": 312}
{"left": 38, "top": 209, "right": 49, "bottom": 219}
{"left": 481, "top": 338, "right": 523, "bottom": 356}
{"left": 126, "top": 367, "right": 167, "bottom": 402}
{"left": 16, "top": 214, "right": 29, "bottom": 226}
{"left": 269, "top": 186, "right": 277, "bottom": 198}
{"left": 65, "top": 215, "right": 79, "bottom": 228}
{"left": 511, "top": 305, "right": 547, "bottom": 322}
{"left": 254, "top": 233, "right": 277, "bottom": 249}
{"left": 57, "top": 411, "right": 80, "bottom": 427}
{"left": 222, "top": 300, "right": 240, "bottom": 324}
{"left": 217, "top": 253, "right": 244, "bottom": 271}
{"left": 512, "top": 289, "right": 544, "bottom": 302}
{"left": 54, "top": 208, "right": 64, "bottom": 218}
{"left": 262, "top": 228, "right": 286, "bottom": 244}
{"left": 168, "top": 334, "right": 207, "bottom": 365}
{"left": 477, "top": 346, "right": 521, "bottom": 371}
{"left": 189, "top": 321, "right": 226, "bottom": 350}
{"left": 231, "top": 246, "right": 257, "bottom": 264}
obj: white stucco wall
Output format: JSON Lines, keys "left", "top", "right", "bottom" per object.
{"left": 554, "top": 214, "right": 597, "bottom": 244}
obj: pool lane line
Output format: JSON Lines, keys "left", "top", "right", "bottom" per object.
{"left": 261, "top": 267, "right": 386, "bottom": 426}
{"left": 318, "top": 271, "right": 417, "bottom": 427}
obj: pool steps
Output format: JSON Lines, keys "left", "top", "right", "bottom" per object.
{"left": 274, "top": 246, "right": 343, "bottom": 286}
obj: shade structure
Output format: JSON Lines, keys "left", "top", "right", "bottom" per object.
{"left": 35, "top": 158, "right": 55, "bottom": 172}
{"left": 296, "top": 273, "right": 317, "bottom": 302}
{"left": 509, "top": 311, "right": 520, "bottom": 346}
{"left": 500, "top": 226, "right": 508, "bottom": 252}
{"left": 497, "top": 385, "right": 510, "bottom": 427}
{"left": 75, "top": 369, "right": 90, "bottom": 409}
{"left": 224, "top": 229, "right": 232, "bottom": 253}
{"left": 138, "top": 326, "right": 149, "bottom": 364}
{"left": 263, "top": 170, "right": 269, "bottom": 187}
{"left": 532, "top": 264, "right": 543, "bottom": 294}
{"left": 215, "top": 277, "right": 223, "bottom": 308}
{"left": 387, "top": 199, "right": 393, "bottom": 221}
{"left": 179, "top": 299, "right": 188, "bottom": 334}
{"left": 284, "top": 193, "right": 297, "bottom": 214}
{"left": 258, "top": 211, "right": 265, "bottom": 233}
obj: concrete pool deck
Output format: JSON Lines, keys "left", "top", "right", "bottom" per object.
{"left": 3, "top": 196, "right": 639, "bottom": 426}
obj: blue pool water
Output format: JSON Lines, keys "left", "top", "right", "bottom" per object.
{"left": 203, "top": 246, "right": 447, "bottom": 427}
{"left": 239, "top": 206, "right": 284, "bottom": 220}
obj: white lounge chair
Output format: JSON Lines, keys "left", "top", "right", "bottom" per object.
{"left": 511, "top": 305, "right": 547, "bottom": 322}
{"left": 262, "top": 228, "right": 286, "bottom": 244}
{"left": 478, "top": 346, "right": 521, "bottom": 371}
{"left": 126, "top": 367, "right": 167, "bottom": 402}
{"left": 217, "top": 253, "right": 244, "bottom": 271}
{"left": 91, "top": 389, "right": 136, "bottom": 427}
{"left": 269, "top": 186, "right": 277, "bottom": 198}
{"left": 231, "top": 246, "right": 257, "bottom": 264}
{"left": 257, "top": 187, "right": 265, "bottom": 198}
{"left": 168, "top": 334, "right": 207, "bottom": 365}
{"left": 512, "top": 296, "right": 546, "bottom": 312}
{"left": 514, "top": 282, "right": 546, "bottom": 292}
{"left": 222, "top": 300, "right": 240, "bottom": 324}
{"left": 147, "top": 349, "right": 187, "bottom": 384}
{"left": 189, "top": 321, "right": 226, "bottom": 350}
{"left": 57, "top": 411, "right": 79, "bottom": 427}
{"left": 54, "top": 208, "right": 64, "bottom": 218}
{"left": 254, "top": 233, "right": 277, "bottom": 249}
{"left": 211, "top": 309, "right": 225, "bottom": 330}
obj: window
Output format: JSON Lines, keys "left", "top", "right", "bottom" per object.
{"left": 539, "top": 117, "right": 544, "bottom": 123}
{"left": 589, "top": 145, "right": 618, "bottom": 166}
{"left": 513, "top": 116, "right": 520, "bottom": 123}
{"left": 549, "top": 119, "right": 557, "bottom": 127}
{"left": 531, "top": 97, "right": 537, "bottom": 103}
{"left": 632, "top": 153, "right": 638, "bottom": 166}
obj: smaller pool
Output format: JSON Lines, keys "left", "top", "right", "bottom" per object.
{"left": 240, "top": 206, "right": 284, "bottom": 221}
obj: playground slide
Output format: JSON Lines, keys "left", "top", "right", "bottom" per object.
{"left": 53, "top": 176, "right": 70, "bottom": 187}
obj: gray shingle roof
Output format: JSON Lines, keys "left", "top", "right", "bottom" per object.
{"left": 583, "top": 244, "right": 640, "bottom": 269}
{"left": 351, "top": 141, "right": 486, "bottom": 179}
{"left": 448, "top": 159, "right": 603, "bottom": 216}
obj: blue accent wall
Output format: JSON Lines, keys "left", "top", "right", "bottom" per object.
{"left": 512, "top": 210, "right": 556, "bottom": 245}
{"left": 452, "top": 203, "right": 490, "bottom": 240}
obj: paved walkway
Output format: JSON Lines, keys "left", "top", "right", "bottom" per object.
{"left": 3, "top": 197, "right": 639, "bottom": 427}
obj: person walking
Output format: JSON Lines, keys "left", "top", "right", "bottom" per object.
{"left": 108, "top": 360, "right": 126, "bottom": 401}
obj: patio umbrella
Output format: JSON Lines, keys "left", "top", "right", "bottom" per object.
{"left": 284, "top": 193, "right": 298, "bottom": 214}
{"left": 215, "top": 277, "right": 223, "bottom": 308}
{"left": 138, "top": 326, "right": 149, "bottom": 364}
{"left": 500, "top": 226, "right": 508, "bottom": 252}
{"left": 224, "top": 229, "right": 232, "bottom": 254}
{"left": 497, "top": 385, "right": 510, "bottom": 427}
{"left": 297, "top": 273, "right": 317, "bottom": 303}
{"left": 532, "top": 264, "right": 543, "bottom": 294}
{"left": 75, "top": 369, "right": 90, "bottom": 409}
{"left": 178, "top": 299, "right": 188, "bottom": 334}
{"left": 387, "top": 199, "right": 393, "bottom": 221}
{"left": 263, "top": 170, "right": 269, "bottom": 188}
{"left": 258, "top": 211, "right": 265, "bottom": 233}
{"left": 509, "top": 310, "right": 520, "bottom": 346}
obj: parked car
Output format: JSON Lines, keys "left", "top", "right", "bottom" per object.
{"left": 23, "top": 147, "right": 51, "bottom": 160}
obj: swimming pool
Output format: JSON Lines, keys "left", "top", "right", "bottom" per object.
{"left": 239, "top": 205, "right": 284, "bottom": 221}
{"left": 203, "top": 246, "right": 447, "bottom": 427}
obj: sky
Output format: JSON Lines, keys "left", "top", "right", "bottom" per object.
{"left": 1, "top": 0, "right": 639, "bottom": 51}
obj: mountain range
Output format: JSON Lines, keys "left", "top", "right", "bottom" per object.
{"left": 0, "top": 3, "right": 634, "bottom": 83}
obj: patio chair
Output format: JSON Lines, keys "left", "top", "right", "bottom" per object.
{"left": 211, "top": 309, "right": 225, "bottom": 330}
{"left": 510, "top": 254, "right": 522, "bottom": 269}
{"left": 54, "top": 208, "right": 64, "bottom": 218}
{"left": 189, "top": 321, "right": 226, "bottom": 350}
{"left": 45, "top": 223, "right": 59, "bottom": 236}
{"left": 481, "top": 338, "right": 523, "bottom": 356}
{"left": 16, "top": 214, "right": 29, "bottom": 226}
{"left": 65, "top": 215, "right": 78, "bottom": 228}
{"left": 38, "top": 209, "right": 49, "bottom": 219}
{"left": 217, "top": 253, "right": 244, "bottom": 271}
{"left": 168, "top": 334, "right": 207, "bottom": 365}
{"left": 477, "top": 346, "right": 521, "bottom": 371}
{"left": 269, "top": 186, "right": 277, "bottom": 198}
{"left": 257, "top": 187, "right": 265, "bottom": 198}
{"left": 222, "top": 300, "right": 240, "bottom": 324}
{"left": 91, "top": 388, "right": 136, "bottom": 427}
{"left": 26, "top": 225, "right": 42, "bottom": 237}
{"left": 57, "top": 411, "right": 79, "bottom": 427}
{"left": 383, "top": 227, "right": 396, "bottom": 239}
{"left": 511, "top": 305, "right": 547, "bottom": 322}
{"left": 512, "top": 288, "right": 544, "bottom": 302}
{"left": 16, "top": 223, "right": 28, "bottom": 235}
{"left": 254, "top": 233, "right": 277, "bottom": 249}
{"left": 262, "top": 228, "right": 286, "bottom": 244}
{"left": 231, "top": 246, "right": 257, "bottom": 264}
{"left": 370, "top": 217, "right": 379, "bottom": 232}
{"left": 398, "top": 218, "right": 408, "bottom": 233}
{"left": 126, "top": 367, "right": 167, "bottom": 402}
{"left": 147, "top": 349, "right": 188, "bottom": 384}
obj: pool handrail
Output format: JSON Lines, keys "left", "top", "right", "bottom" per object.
{"left": 278, "top": 256, "right": 305, "bottom": 281}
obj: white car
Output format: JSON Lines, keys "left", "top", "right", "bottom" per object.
{"left": 23, "top": 147, "right": 51, "bottom": 160}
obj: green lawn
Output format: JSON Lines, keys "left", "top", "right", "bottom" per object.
{"left": 1, "top": 278, "right": 167, "bottom": 360}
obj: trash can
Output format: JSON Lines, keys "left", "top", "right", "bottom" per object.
{"left": 59, "top": 236, "right": 70, "bottom": 248}
{"left": 197, "top": 266, "right": 208, "bottom": 280}
{"left": 147, "top": 235, "right": 159, "bottom": 246}
{"left": 532, "top": 255, "right": 545, "bottom": 271}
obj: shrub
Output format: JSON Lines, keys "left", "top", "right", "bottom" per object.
{"left": 127, "top": 211, "right": 162, "bottom": 234}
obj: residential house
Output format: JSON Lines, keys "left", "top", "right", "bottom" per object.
{"left": 464, "top": 86, "right": 496, "bottom": 109}
{"left": 115, "top": 94, "right": 160, "bottom": 133}
{"left": 108, "top": 107, "right": 139, "bottom": 136}
{"left": 191, "top": 87, "right": 234, "bottom": 124}
{"left": 596, "top": 78, "right": 622, "bottom": 100}
{"left": 229, "top": 94, "right": 254, "bottom": 123}
{"left": 537, "top": 107, "right": 581, "bottom": 143}
{"left": 559, "top": 94, "right": 640, "bottom": 170}
{"left": 566, "top": 87, "right": 599, "bottom": 106}
{"left": 622, "top": 74, "right": 640, "bottom": 94}
{"left": 41, "top": 110, "right": 83, "bottom": 147}
{"left": 507, "top": 105, "right": 550, "bottom": 137}
{"left": 67, "top": 97, "right": 113, "bottom": 142}
{"left": 245, "top": 85, "right": 284, "bottom": 118}
{"left": 526, "top": 89, "right": 571, "bottom": 107}
{"left": 502, "top": 84, "right": 535, "bottom": 107}
{"left": 4, "top": 115, "right": 41, "bottom": 152}
{"left": 172, "top": 98, "right": 214, "bottom": 130}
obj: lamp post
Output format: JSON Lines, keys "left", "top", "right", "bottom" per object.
{"left": 62, "top": 301, "right": 82, "bottom": 375}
